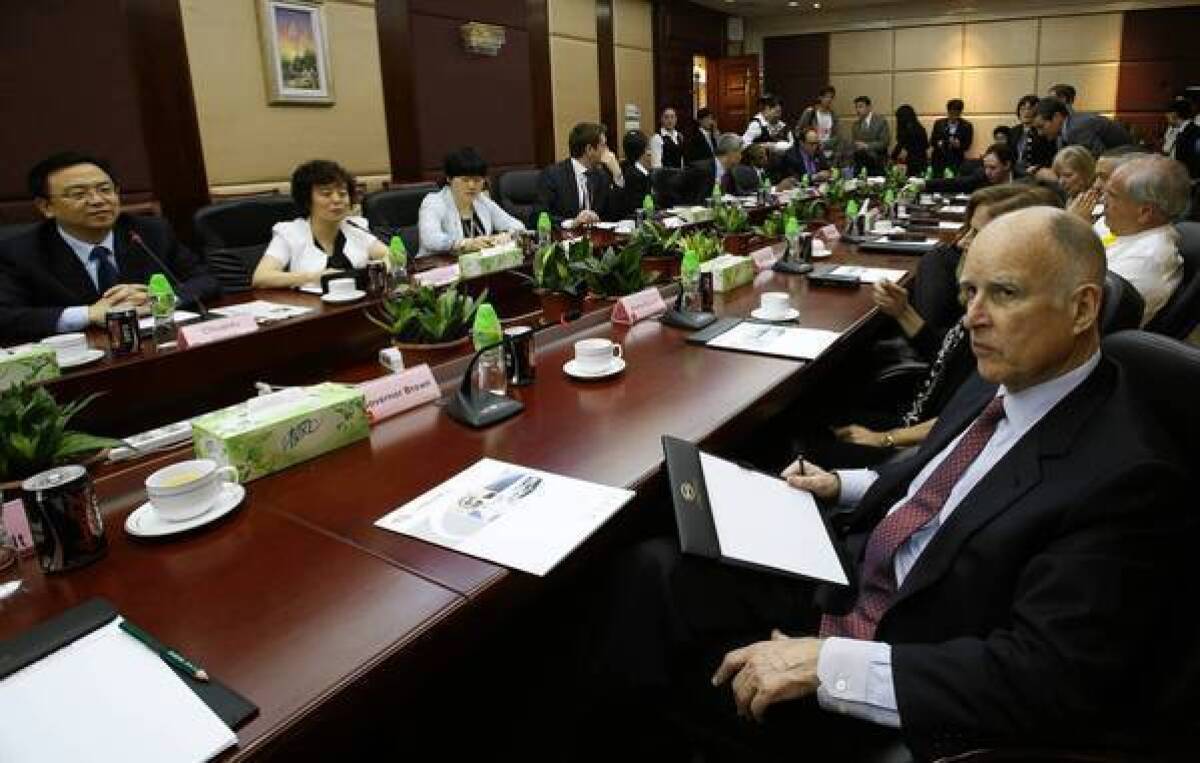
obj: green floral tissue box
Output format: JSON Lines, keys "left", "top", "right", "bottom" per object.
{"left": 700, "top": 254, "right": 754, "bottom": 292}
{"left": 0, "top": 345, "right": 59, "bottom": 391}
{"left": 192, "top": 383, "right": 369, "bottom": 482}
{"left": 459, "top": 243, "right": 524, "bottom": 279}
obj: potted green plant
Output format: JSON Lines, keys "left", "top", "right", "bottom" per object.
{"left": 569, "top": 243, "right": 660, "bottom": 300}
{"left": 627, "top": 220, "right": 684, "bottom": 280}
{"left": 0, "top": 384, "right": 122, "bottom": 492}
{"left": 519, "top": 239, "right": 587, "bottom": 324}
{"left": 368, "top": 284, "right": 487, "bottom": 364}
{"left": 678, "top": 230, "right": 722, "bottom": 264}
{"left": 712, "top": 201, "right": 756, "bottom": 255}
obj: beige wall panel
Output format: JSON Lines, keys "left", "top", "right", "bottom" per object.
{"left": 550, "top": 0, "right": 597, "bottom": 40}
{"left": 894, "top": 70, "right": 962, "bottom": 116}
{"left": 894, "top": 25, "right": 962, "bottom": 71}
{"left": 1036, "top": 63, "right": 1119, "bottom": 111}
{"left": 963, "top": 19, "right": 1039, "bottom": 67}
{"left": 616, "top": 47, "right": 654, "bottom": 144}
{"left": 1037, "top": 14, "right": 1121, "bottom": 64}
{"left": 962, "top": 67, "right": 1036, "bottom": 115}
{"left": 551, "top": 36, "right": 600, "bottom": 157}
{"left": 181, "top": 0, "right": 390, "bottom": 186}
{"left": 613, "top": 0, "right": 652, "bottom": 50}
{"left": 829, "top": 73, "right": 892, "bottom": 118}
{"left": 829, "top": 30, "right": 893, "bottom": 74}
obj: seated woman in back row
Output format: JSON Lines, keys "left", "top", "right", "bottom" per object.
{"left": 252, "top": 159, "right": 388, "bottom": 289}
{"left": 417, "top": 147, "right": 525, "bottom": 256}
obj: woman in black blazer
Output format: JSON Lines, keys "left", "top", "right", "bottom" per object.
{"left": 890, "top": 104, "right": 928, "bottom": 177}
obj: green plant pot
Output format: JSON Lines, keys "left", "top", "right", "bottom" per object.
{"left": 642, "top": 254, "right": 681, "bottom": 281}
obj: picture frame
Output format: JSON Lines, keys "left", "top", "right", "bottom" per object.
{"left": 257, "top": 0, "right": 335, "bottom": 106}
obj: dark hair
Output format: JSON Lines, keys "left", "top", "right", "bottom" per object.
{"left": 1049, "top": 84, "right": 1076, "bottom": 103}
{"left": 894, "top": 104, "right": 922, "bottom": 142}
{"left": 1035, "top": 97, "right": 1069, "bottom": 120}
{"left": 983, "top": 143, "right": 1015, "bottom": 165}
{"left": 623, "top": 129, "right": 648, "bottom": 161}
{"left": 696, "top": 107, "right": 713, "bottom": 121}
{"left": 854, "top": 95, "right": 871, "bottom": 107}
{"left": 290, "top": 159, "right": 356, "bottom": 216}
{"left": 759, "top": 94, "right": 781, "bottom": 110}
{"left": 444, "top": 147, "right": 489, "bottom": 179}
{"left": 28, "top": 151, "right": 117, "bottom": 199}
{"left": 818, "top": 85, "right": 836, "bottom": 98}
{"left": 568, "top": 122, "right": 605, "bottom": 158}
{"left": 947, "top": 99, "right": 964, "bottom": 112}
{"left": 993, "top": 125, "right": 1012, "bottom": 140}
{"left": 1016, "top": 94, "right": 1040, "bottom": 118}
{"left": 1169, "top": 99, "right": 1194, "bottom": 120}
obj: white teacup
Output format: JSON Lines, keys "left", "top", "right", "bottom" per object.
{"left": 328, "top": 277, "right": 357, "bottom": 296}
{"left": 42, "top": 333, "right": 88, "bottom": 363}
{"left": 759, "top": 292, "right": 791, "bottom": 319}
{"left": 145, "top": 459, "right": 239, "bottom": 522}
{"left": 574, "top": 338, "right": 623, "bottom": 373}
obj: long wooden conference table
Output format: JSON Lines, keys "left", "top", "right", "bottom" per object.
{"left": 0, "top": 236, "right": 918, "bottom": 759}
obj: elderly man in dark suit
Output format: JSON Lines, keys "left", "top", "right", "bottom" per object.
{"left": 0, "top": 152, "right": 219, "bottom": 345}
{"left": 534, "top": 122, "right": 624, "bottom": 227}
{"left": 584, "top": 207, "right": 1190, "bottom": 761}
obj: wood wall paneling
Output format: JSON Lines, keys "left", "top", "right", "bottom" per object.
{"left": 597, "top": 0, "right": 619, "bottom": 149}
{"left": 1117, "top": 5, "right": 1200, "bottom": 143}
{"left": 528, "top": 0, "right": 556, "bottom": 166}
{"left": 763, "top": 34, "right": 829, "bottom": 127}
{"left": 652, "top": 0, "right": 726, "bottom": 130}
{"left": 408, "top": 0, "right": 527, "bottom": 27}
{"left": 377, "top": 0, "right": 422, "bottom": 182}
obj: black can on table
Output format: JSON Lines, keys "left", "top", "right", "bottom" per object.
{"left": 21, "top": 465, "right": 107, "bottom": 573}
{"left": 105, "top": 306, "right": 140, "bottom": 354}
{"left": 699, "top": 271, "right": 714, "bottom": 312}
{"left": 366, "top": 260, "right": 389, "bottom": 297}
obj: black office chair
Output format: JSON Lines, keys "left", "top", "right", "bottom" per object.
{"left": 1099, "top": 270, "right": 1144, "bottom": 335}
{"left": 651, "top": 167, "right": 688, "bottom": 208}
{"left": 0, "top": 222, "right": 38, "bottom": 243}
{"left": 1144, "top": 221, "right": 1200, "bottom": 339}
{"left": 361, "top": 184, "right": 436, "bottom": 238}
{"left": 495, "top": 170, "right": 540, "bottom": 228}
{"left": 206, "top": 244, "right": 267, "bottom": 294}
{"left": 193, "top": 195, "right": 300, "bottom": 252}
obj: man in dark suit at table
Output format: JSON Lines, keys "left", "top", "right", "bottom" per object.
{"left": 535, "top": 122, "right": 623, "bottom": 227}
{"left": 585, "top": 207, "right": 1190, "bottom": 761}
{"left": 930, "top": 99, "right": 974, "bottom": 175}
{"left": 615, "top": 130, "right": 653, "bottom": 219}
{"left": 779, "top": 127, "right": 832, "bottom": 185}
{"left": 0, "top": 152, "right": 220, "bottom": 346}
{"left": 684, "top": 108, "right": 719, "bottom": 164}
{"left": 676, "top": 133, "right": 743, "bottom": 206}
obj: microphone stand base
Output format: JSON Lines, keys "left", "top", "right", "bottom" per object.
{"left": 660, "top": 310, "right": 718, "bottom": 331}
{"left": 445, "top": 390, "right": 525, "bottom": 428}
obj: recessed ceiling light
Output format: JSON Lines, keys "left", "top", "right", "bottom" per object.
{"left": 788, "top": 1, "right": 798, "bottom": 5}
{"left": 813, "top": 1, "right": 822, "bottom": 7}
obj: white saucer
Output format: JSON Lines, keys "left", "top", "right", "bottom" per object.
{"left": 751, "top": 307, "right": 800, "bottom": 322}
{"left": 563, "top": 357, "right": 626, "bottom": 380}
{"left": 321, "top": 290, "right": 366, "bottom": 304}
{"left": 58, "top": 348, "right": 105, "bottom": 369}
{"left": 125, "top": 483, "right": 246, "bottom": 538}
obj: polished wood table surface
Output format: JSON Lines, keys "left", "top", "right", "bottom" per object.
{"left": 0, "top": 240, "right": 915, "bottom": 759}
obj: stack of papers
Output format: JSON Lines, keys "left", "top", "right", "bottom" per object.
{"left": 707, "top": 322, "right": 841, "bottom": 361}
{"left": 137, "top": 310, "right": 200, "bottom": 332}
{"left": 211, "top": 300, "right": 312, "bottom": 323}
{"left": 829, "top": 265, "right": 907, "bottom": 284}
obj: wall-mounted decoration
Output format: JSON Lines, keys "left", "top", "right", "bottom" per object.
{"left": 258, "top": 0, "right": 335, "bottom": 106}
{"left": 460, "top": 22, "right": 506, "bottom": 57}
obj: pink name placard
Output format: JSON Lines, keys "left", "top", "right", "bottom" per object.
{"left": 413, "top": 265, "right": 460, "bottom": 288}
{"left": 750, "top": 244, "right": 782, "bottom": 271}
{"left": 816, "top": 224, "right": 841, "bottom": 245}
{"left": 358, "top": 364, "right": 440, "bottom": 424}
{"left": 612, "top": 287, "right": 668, "bottom": 325}
{"left": 178, "top": 315, "right": 258, "bottom": 349}
{"left": 2, "top": 498, "right": 35, "bottom": 556}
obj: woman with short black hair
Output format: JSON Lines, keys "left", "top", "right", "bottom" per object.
{"left": 252, "top": 159, "right": 388, "bottom": 289}
{"left": 417, "top": 147, "right": 524, "bottom": 256}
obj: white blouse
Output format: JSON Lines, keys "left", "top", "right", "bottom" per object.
{"left": 263, "top": 216, "right": 377, "bottom": 273}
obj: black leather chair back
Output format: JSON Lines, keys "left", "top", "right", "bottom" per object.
{"left": 362, "top": 184, "right": 436, "bottom": 233}
{"left": 206, "top": 244, "right": 267, "bottom": 294}
{"left": 730, "top": 164, "right": 759, "bottom": 195}
{"left": 495, "top": 170, "right": 540, "bottom": 227}
{"left": 652, "top": 167, "right": 688, "bottom": 208}
{"left": 1144, "top": 221, "right": 1200, "bottom": 339}
{"left": 1100, "top": 270, "right": 1144, "bottom": 335}
{"left": 193, "top": 195, "right": 300, "bottom": 251}
{"left": 0, "top": 222, "right": 38, "bottom": 243}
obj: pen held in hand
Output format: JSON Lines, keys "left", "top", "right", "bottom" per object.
{"left": 119, "top": 619, "right": 209, "bottom": 682}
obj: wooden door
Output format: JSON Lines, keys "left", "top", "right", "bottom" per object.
{"left": 708, "top": 55, "right": 759, "bottom": 137}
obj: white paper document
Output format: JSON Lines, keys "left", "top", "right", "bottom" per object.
{"left": 0, "top": 619, "right": 236, "bottom": 763}
{"left": 298, "top": 284, "right": 324, "bottom": 294}
{"left": 940, "top": 205, "right": 967, "bottom": 214}
{"left": 830, "top": 265, "right": 907, "bottom": 284}
{"left": 211, "top": 300, "right": 312, "bottom": 323}
{"left": 707, "top": 322, "right": 841, "bottom": 361}
{"left": 375, "top": 458, "right": 635, "bottom": 576}
{"left": 137, "top": 310, "right": 201, "bottom": 332}
{"left": 938, "top": 220, "right": 961, "bottom": 230}
{"left": 700, "top": 454, "right": 847, "bottom": 584}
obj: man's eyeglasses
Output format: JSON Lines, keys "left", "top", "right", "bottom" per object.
{"left": 57, "top": 183, "right": 118, "bottom": 203}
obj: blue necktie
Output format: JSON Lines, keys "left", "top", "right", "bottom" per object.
{"left": 90, "top": 246, "right": 118, "bottom": 293}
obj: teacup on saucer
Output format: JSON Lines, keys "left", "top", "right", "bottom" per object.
{"left": 145, "top": 459, "right": 239, "bottom": 522}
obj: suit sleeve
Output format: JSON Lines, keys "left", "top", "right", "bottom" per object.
{"left": 869, "top": 120, "right": 891, "bottom": 154}
{"left": 0, "top": 255, "right": 67, "bottom": 344}
{"left": 959, "top": 121, "right": 974, "bottom": 153}
{"left": 891, "top": 463, "right": 1187, "bottom": 759}
{"left": 535, "top": 166, "right": 568, "bottom": 227}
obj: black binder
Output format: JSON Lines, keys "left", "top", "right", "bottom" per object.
{"left": 0, "top": 598, "right": 258, "bottom": 731}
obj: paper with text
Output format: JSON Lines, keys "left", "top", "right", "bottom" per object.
{"left": 707, "top": 322, "right": 840, "bottom": 361}
{"left": 830, "top": 266, "right": 907, "bottom": 284}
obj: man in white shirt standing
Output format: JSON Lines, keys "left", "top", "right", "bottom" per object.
{"left": 1100, "top": 155, "right": 1188, "bottom": 326}
{"left": 648, "top": 107, "right": 685, "bottom": 170}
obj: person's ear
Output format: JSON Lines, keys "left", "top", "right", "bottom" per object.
{"left": 34, "top": 197, "right": 54, "bottom": 220}
{"left": 1072, "top": 283, "right": 1103, "bottom": 334}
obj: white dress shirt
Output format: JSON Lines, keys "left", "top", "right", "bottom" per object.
{"left": 817, "top": 353, "right": 1101, "bottom": 727}
{"left": 816, "top": 111, "right": 833, "bottom": 143}
{"left": 571, "top": 158, "right": 591, "bottom": 211}
{"left": 1104, "top": 224, "right": 1183, "bottom": 326}
{"left": 55, "top": 227, "right": 116, "bottom": 333}
{"left": 649, "top": 129, "right": 681, "bottom": 169}
{"left": 263, "top": 216, "right": 377, "bottom": 275}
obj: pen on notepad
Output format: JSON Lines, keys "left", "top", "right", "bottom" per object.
{"left": 119, "top": 619, "right": 209, "bottom": 682}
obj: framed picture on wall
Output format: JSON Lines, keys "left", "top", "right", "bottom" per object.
{"left": 257, "top": 0, "right": 335, "bottom": 106}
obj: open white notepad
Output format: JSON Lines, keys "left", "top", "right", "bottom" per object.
{"left": 829, "top": 265, "right": 907, "bottom": 284}
{"left": 0, "top": 619, "right": 236, "bottom": 763}
{"left": 707, "top": 322, "right": 841, "bottom": 361}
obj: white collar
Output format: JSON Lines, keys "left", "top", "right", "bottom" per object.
{"left": 570, "top": 158, "right": 589, "bottom": 177}
{"left": 635, "top": 162, "right": 650, "bottom": 176}
{"left": 660, "top": 128, "right": 678, "bottom": 140}
{"left": 997, "top": 351, "right": 1100, "bottom": 433}
{"left": 1113, "top": 223, "right": 1176, "bottom": 245}
{"left": 58, "top": 225, "right": 115, "bottom": 260}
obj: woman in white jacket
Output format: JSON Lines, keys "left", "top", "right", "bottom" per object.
{"left": 417, "top": 147, "right": 525, "bottom": 256}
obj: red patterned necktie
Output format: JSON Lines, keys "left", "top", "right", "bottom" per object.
{"left": 820, "top": 395, "right": 1007, "bottom": 640}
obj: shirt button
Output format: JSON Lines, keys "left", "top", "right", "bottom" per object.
{"left": 836, "top": 679, "right": 848, "bottom": 692}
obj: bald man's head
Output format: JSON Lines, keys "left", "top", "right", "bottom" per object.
{"left": 959, "top": 207, "right": 1103, "bottom": 392}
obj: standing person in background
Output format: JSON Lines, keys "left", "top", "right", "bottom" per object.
{"left": 891, "top": 104, "right": 929, "bottom": 177}
{"left": 1048, "top": 83, "right": 1078, "bottom": 110}
{"left": 931, "top": 99, "right": 973, "bottom": 175}
{"left": 648, "top": 107, "right": 685, "bottom": 170}
{"left": 850, "top": 96, "right": 891, "bottom": 176}
{"left": 741, "top": 94, "right": 793, "bottom": 150}
{"left": 1165, "top": 99, "right": 1200, "bottom": 179}
{"left": 1011, "top": 94, "right": 1054, "bottom": 176}
{"left": 797, "top": 86, "right": 840, "bottom": 167}
{"left": 992, "top": 126, "right": 1011, "bottom": 146}
{"left": 685, "top": 108, "right": 719, "bottom": 164}
{"left": 1032, "top": 97, "right": 1131, "bottom": 172}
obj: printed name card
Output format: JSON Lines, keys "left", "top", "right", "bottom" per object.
{"left": 413, "top": 264, "right": 460, "bottom": 288}
{"left": 358, "top": 364, "right": 440, "bottom": 424}
{"left": 178, "top": 314, "right": 258, "bottom": 349}
{"left": 612, "top": 287, "right": 668, "bottom": 325}
{"left": 816, "top": 224, "right": 841, "bottom": 245}
{"left": 750, "top": 244, "right": 783, "bottom": 271}
{"left": 2, "top": 498, "right": 35, "bottom": 556}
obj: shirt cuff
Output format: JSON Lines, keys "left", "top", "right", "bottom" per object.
{"left": 835, "top": 468, "right": 878, "bottom": 507}
{"left": 56, "top": 306, "right": 90, "bottom": 333}
{"left": 816, "top": 637, "right": 901, "bottom": 728}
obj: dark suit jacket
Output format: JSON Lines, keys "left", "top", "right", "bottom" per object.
{"left": 614, "top": 160, "right": 653, "bottom": 219}
{"left": 778, "top": 145, "right": 829, "bottom": 184}
{"left": 924, "top": 169, "right": 992, "bottom": 194}
{"left": 1063, "top": 113, "right": 1132, "bottom": 156}
{"left": 930, "top": 118, "right": 974, "bottom": 171}
{"left": 684, "top": 127, "right": 718, "bottom": 163}
{"left": 0, "top": 214, "right": 220, "bottom": 344}
{"left": 1172, "top": 121, "right": 1200, "bottom": 179}
{"left": 817, "top": 358, "right": 1189, "bottom": 759}
{"left": 534, "top": 159, "right": 617, "bottom": 226}
{"left": 1010, "top": 123, "right": 1055, "bottom": 174}
{"left": 676, "top": 159, "right": 736, "bottom": 207}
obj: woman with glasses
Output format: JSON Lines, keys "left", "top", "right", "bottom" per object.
{"left": 252, "top": 159, "right": 389, "bottom": 289}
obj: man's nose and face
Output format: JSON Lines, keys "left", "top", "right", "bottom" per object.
{"left": 38, "top": 163, "right": 119, "bottom": 234}
{"left": 662, "top": 108, "right": 677, "bottom": 131}
{"left": 982, "top": 154, "right": 1010, "bottom": 185}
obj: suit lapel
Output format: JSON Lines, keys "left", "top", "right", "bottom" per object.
{"left": 42, "top": 222, "right": 100, "bottom": 302}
